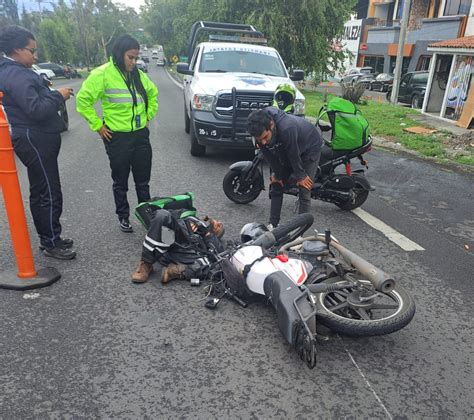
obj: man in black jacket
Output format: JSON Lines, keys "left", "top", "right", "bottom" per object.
{"left": 247, "top": 107, "right": 323, "bottom": 228}
{"left": 0, "top": 26, "right": 75, "bottom": 259}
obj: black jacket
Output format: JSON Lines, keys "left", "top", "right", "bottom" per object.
{"left": 261, "top": 107, "right": 322, "bottom": 180}
{"left": 0, "top": 56, "right": 65, "bottom": 133}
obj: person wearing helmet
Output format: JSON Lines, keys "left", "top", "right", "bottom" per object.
{"left": 247, "top": 107, "right": 323, "bottom": 228}
{"left": 273, "top": 83, "right": 296, "bottom": 114}
{"left": 131, "top": 208, "right": 224, "bottom": 283}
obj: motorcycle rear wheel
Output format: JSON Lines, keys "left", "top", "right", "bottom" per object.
{"left": 223, "top": 169, "right": 263, "bottom": 204}
{"left": 315, "top": 277, "right": 415, "bottom": 336}
{"left": 336, "top": 174, "right": 370, "bottom": 210}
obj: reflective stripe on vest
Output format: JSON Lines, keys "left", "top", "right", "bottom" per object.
{"left": 108, "top": 96, "right": 144, "bottom": 103}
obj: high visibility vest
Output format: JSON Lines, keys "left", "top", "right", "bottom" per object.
{"left": 76, "top": 58, "right": 158, "bottom": 133}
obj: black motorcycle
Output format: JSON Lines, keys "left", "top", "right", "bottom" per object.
{"left": 223, "top": 131, "right": 374, "bottom": 210}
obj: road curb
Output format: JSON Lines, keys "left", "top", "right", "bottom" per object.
{"left": 371, "top": 136, "right": 474, "bottom": 175}
{"left": 166, "top": 68, "right": 184, "bottom": 88}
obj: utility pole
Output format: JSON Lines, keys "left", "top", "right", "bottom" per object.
{"left": 390, "top": 0, "right": 412, "bottom": 104}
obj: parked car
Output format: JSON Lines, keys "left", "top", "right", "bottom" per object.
{"left": 65, "top": 64, "right": 82, "bottom": 78}
{"left": 341, "top": 67, "right": 375, "bottom": 85}
{"left": 386, "top": 71, "right": 429, "bottom": 108}
{"left": 38, "top": 62, "right": 72, "bottom": 79}
{"left": 140, "top": 55, "right": 150, "bottom": 63}
{"left": 136, "top": 59, "right": 148, "bottom": 73}
{"left": 32, "top": 64, "right": 55, "bottom": 81}
{"left": 357, "top": 73, "right": 377, "bottom": 89}
{"left": 370, "top": 73, "right": 394, "bottom": 92}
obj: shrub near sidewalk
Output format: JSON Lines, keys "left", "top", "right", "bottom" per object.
{"left": 303, "top": 90, "right": 474, "bottom": 167}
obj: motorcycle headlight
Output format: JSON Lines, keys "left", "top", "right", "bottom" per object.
{"left": 294, "top": 99, "right": 305, "bottom": 115}
{"left": 192, "top": 94, "right": 214, "bottom": 111}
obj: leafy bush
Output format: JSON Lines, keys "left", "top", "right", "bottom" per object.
{"left": 340, "top": 81, "right": 366, "bottom": 104}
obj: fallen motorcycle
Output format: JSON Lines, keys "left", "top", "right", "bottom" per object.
{"left": 205, "top": 214, "right": 416, "bottom": 368}
{"left": 223, "top": 134, "right": 373, "bottom": 211}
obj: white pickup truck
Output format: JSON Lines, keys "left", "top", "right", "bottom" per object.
{"left": 177, "top": 22, "right": 305, "bottom": 156}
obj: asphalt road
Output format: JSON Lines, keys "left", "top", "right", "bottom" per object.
{"left": 0, "top": 66, "right": 473, "bottom": 418}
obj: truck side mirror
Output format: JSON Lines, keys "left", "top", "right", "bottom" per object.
{"left": 290, "top": 69, "right": 305, "bottom": 81}
{"left": 177, "top": 62, "right": 194, "bottom": 75}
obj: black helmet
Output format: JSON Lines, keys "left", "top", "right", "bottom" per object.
{"left": 240, "top": 222, "right": 269, "bottom": 243}
{"left": 185, "top": 216, "right": 209, "bottom": 236}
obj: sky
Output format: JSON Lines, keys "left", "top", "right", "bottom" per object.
{"left": 115, "top": 0, "right": 145, "bottom": 11}
{"left": 19, "top": 0, "right": 145, "bottom": 13}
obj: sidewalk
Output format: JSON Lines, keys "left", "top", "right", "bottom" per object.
{"left": 409, "top": 112, "right": 471, "bottom": 136}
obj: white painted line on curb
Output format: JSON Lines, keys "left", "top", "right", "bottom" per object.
{"left": 166, "top": 69, "right": 183, "bottom": 90}
{"left": 352, "top": 208, "right": 425, "bottom": 251}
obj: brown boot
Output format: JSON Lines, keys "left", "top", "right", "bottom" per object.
{"left": 131, "top": 260, "right": 153, "bottom": 283}
{"left": 161, "top": 263, "right": 187, "bottom": 284}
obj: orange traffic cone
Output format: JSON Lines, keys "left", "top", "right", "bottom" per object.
{"left": 0, "top": 92, "right": 60, "bottom": 290}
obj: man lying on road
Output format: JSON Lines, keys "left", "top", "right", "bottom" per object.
{"left": 132, "top": 207, "right": 224, "bottom": 284}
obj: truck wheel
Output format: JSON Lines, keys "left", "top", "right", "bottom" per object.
{"left": 411, "top": 95, "right": 421, "bottom": 109}
{"left": 190, "top": 119, "right": 206, "bottom": 157}
{"left": 184, "top": 104, "right": 190, "bottom": 134}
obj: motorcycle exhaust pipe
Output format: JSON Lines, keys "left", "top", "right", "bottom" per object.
{"left": 329, "top": 241, "right": 396, "bottom": 293}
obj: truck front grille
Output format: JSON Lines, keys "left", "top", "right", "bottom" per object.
{"left": 215, "top": 91, "right": 273, "bottom": 118}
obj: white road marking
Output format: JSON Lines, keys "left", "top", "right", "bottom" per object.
{"left": 341, "top": 339, "right": 394, "bottom": 420}
{"left": 352, "top": 208, "right": 425, "bottom": 251}
{"left": 166, "top": 69, "right": 183, "bottom": 90}
{"left": 23, "top": 293, "right": 40, "bottom": 299}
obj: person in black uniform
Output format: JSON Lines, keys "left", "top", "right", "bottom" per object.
{"left": 247, "top": 107, "right": 323, "bottom": 229}
{"left": 131, "top": 208, "right": 224, "bottom": 284}
{"left": 0, "top": 26, "right": 75, "bottom": 259}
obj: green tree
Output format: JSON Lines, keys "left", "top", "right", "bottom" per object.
{"left": 141, "top": 0, "right": 355, "bottom": 75}
{"left": 38, "top": 18, "right": 74, "bottom": 63}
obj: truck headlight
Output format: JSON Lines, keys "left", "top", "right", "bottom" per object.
{"left": 192, "top": 94, "right": 214, "bottom": 111}
{"left": 294, "top": 99, "right": 305, "bottom": 115}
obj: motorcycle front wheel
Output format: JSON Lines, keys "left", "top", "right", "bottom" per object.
{"left": 223, "top": 169, "right": 263, "bottom": 204}
{"left": 336, "top": 173, "right": 370, "bottom": 210}
{"left": 315, "top": 277, "right": 416, "bottom": 336}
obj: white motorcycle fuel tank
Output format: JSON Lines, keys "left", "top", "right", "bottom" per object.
{"left": 231, "top": 246, "right": 311, "bottom": 295}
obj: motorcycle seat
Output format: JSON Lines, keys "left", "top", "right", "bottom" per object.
{"left": 301, "top": 240, "right": 329, "bottom": 257}
{"left": 321, "top": 144, "right": 353, "bottom": 161}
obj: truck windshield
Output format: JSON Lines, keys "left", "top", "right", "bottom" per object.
{"left": 199, "top": 47, "right": 287, "bottom": 77}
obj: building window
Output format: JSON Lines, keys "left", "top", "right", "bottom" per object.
{"left": 364, "top": 55, "right": 385, "bottom": 73}
{"left": 428, "top": 0, "right": 442, "bottom": 17}
{"left": 444, "top": 0, "right": 472, "bottom": 15}
{"left": 396, "top": 0, "right": 405, "bottom": 19}
{"left": 390, "top": 56, "right": 411, "bottom": 74}
{"left": 417, "top": 55, "right": 431, "bottom": 71}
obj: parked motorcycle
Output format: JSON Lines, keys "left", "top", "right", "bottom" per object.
{"left": 206, "top": 214, "right": 416, "bottom": 368}
{"left": 223, "top": 129, "right": 374, "bottom": 211}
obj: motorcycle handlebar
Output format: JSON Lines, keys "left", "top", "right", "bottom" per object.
{"left": 307, "top": 281, "right": 353, "bottom": 294}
